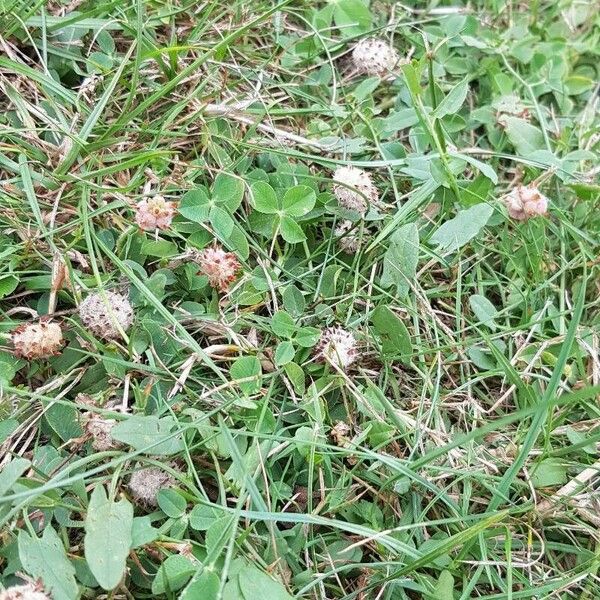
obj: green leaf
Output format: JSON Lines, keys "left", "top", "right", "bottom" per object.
{"left": 111, "top": 415, "right": 184, "bottom": 455}
{"left": 179, "top": 189, "right": 211, "bottom": 222}
{"left": 209, "top": 204, "right": 234, "bottom": 238}
{"left": 332, "top": 0, "right": 372, "bottom": 37}
{"left": 284, "top": 362, "right": 305, "bottom": 394}
{"left": 230, "top": 356, "right": 262, "bottom": 394}
{"left": 430, "top": 203, "right": 494, "bottom": 254}
{"left": 565, "top": 427, "right": 596, "bottom": 455}
{"left": 274, "top": 341, "right": 295, "bottom": 366}
{"left": 564, "top": 75, "right": 594, "bottom": 95}
{"left": 141, "top": 239, "right": 178, "bottom": 258}
{"left": 0, "top": 457, "right": 30, "bottom": 497}
{"left": 180, "top": 569, "right": 220, "bottom": 600}
{"left": 430, "top": 570, "right": 455, "bottom": 600}
{"left": 151, "top": 555, "right": 195, "bottom": 595}
{"left": 280, "top": 215, "right": 306, "bottom": 243}
{"left": 238, "top": 564, "right": 294, "bottom": 600}
{"left": 189, "top": 504, "right": 225, "bottom": 531}
{"left": 433, "top": 77, "right": 469, "bottom": 118}
{"left": 371, "top": 305, "right": 412, "bottom": 360}
{"left": 0, "top": 418, "right": 18, "bottom": 444}
{"left": 271, "top": 310, "right": 297, "bottom": 338}
{"left": 213, "top": 172, "right": 244, "bottom": 211}
{"left": 84, "top": 485, "right": 133, "bottom": 591}
{"left": 502, "top": 116, "right": 546, "bottom": 155}
{"left": 531, "top": 459, "right": 567, "bottom": 488}
{"left": 295, "top": 326, "right": 320, "bottom": 348}
{"left": 282, "top": 284, "right": 305, "bottom": 317}
{"left": 225, "top": 224, "right": 250, "bottom": 260}
{"left": 452, "top": 153, "right": 498, "bottom": 185}
{"left": 0, "top": 275, "right": 18, "bottom": 299}
{"left": 281, "top": 185, "right": 316, "bottom": 216}
{"left": 157, "top": 489, "right": 187, "bottom": 518}
{"left": 45, "top": 403, "right": 83, "bottom": 442}
{"left": 206, "top": 515, "right": 236, "bottom": 561}
{"left": 18, "top": 528, "right": 79, "bottom": 600}
{"left": 250, "top": 181, "right": 279, "bottom": 214}
{"left": 469, "top": 294, "right": 499, "bottom": 330}
{"left": 131, "top": 516, "right": 159, "bottom": 548}
{"left": 380, "top": 222, "right": 419, "bottom": 297}
{"left": 401, "top": 63, "right": 422, "bottom": 96}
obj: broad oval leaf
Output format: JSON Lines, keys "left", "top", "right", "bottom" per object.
{"left": 18, "top": 528, "right": 79, "bottom": 600}
{"left": 249, "top": 181, "right": 279, "bottom": 214}
{"left": 179, "top": 188, "right": 211, "bottom": 223}
{"left": 281, "top": 185, "right": 316, "bottom": 217}
{"left": 430, "top": 203, "right": 494, "bottom": 254}
{"left": 380, "top": 222, "right": 419, "bottom": 297}
{"left": 111, "top": 415, "right": 184, "bottom": 455}
{"left": 84, "top": 485, "right": 133, "bottom": 591}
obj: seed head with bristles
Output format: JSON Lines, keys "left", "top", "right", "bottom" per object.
{"left": 314, "top": 327, "right": 358, "bottom": 370}
{"left": 503, "top": 184, "right": 549, "bottom": 221}
{"left": 129, "top": 465, "right": 177, "bottom": 507}
{"left": 334, "top": 220, "right": 361, "bottom": 253}
{"left": 135, "top": 196, "right": 177, "bottom": 231}
{"left": 196, "top": 245, "right": 241, "bottom": 292}
{"left": 79, "top": 291, "right": 134, "bottom": 340}
{"left": 11, "top": 321, "right": 64, "bottom": 360}
{"left": 83, "top": 414, "right": 119, "bottom": 451}
{"left": 351, "top": 38, "right": 399, "bottom": 76}
{"left": 0, "top": 583, "right": 50, "bottom": 600}
{"left": 332, "top": 166, "right": 378, "bottom": 215}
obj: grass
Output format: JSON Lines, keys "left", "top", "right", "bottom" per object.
{"left": 0, "top": 0, "right": 599, "bottom": 598}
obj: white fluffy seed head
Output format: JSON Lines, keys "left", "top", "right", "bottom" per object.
{"left": 351, "top": 38, "right": 399, "bottom": 76}
{"left": 11, "top": 321, "right": 64, "bottom": 360}
{"left": 0, "top": 583, "right": 50, "bottom": 600}
{"left": 315, "top": 327, "right": 358, "bottom": 370}
{"left": 334, "top": 220, "right": 361, "bottom": 253}
{"left": 332, "top": 166, "right": 378, "bottom": 214}
{"left": 504, "top": 185, "right": 549, "bottom": 221}
{"left": 196, "top": 245, "right": 241, "bottom": 292}
{"left": 135, "top": 196, "right": 177, "bottom": 231}
{"left": 129, "top": 465, "right": 176, "bottom": 507}
{"left": 79, "top": 291, "right": 134, "bottom": 339}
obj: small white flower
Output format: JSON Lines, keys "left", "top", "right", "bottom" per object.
{"left": 196, "top": 245, "right": 241, "bottom": 292}
{"left": 315, "top": 327, "right": 358, "bottom": 370}
{"left": 11, "top": 321, "right": 64, "bottom": 360}
{"left": 135, "top": 196, "right": 177, "bottom": 231}
{"left": 0, "top": 583, "right": 50, "bottom": 600}
{"left": 129, "top": 465, "right": 177, "bottom": 507}
{"left": 79, "top": 291, "right": 134, "bottom": 340}
{"left": 332, "top": 166, "right": 378, "bottom": 214}
{"left": 351, "top": 38, "right": 399, "bottom": 76}
{"left": 334, "top": 220, "right": 361, "bottom": 253}
{"left": 504, "top": 185, "right": 549, "bottom": 221}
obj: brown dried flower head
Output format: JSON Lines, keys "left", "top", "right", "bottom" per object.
{"left": 129, "top": 465, "right": 177, "bottom": 507}
{"left": 351, "top": 38, "right": 399, "bottom": 76}
{"left": 314, "top": 326, "right": 358, "bottom": 370}
{"left": 332, "top": 166, "right": 378, "bottom": 215}
{"left": 79, "top": 291, "right": 134, "bottom": 339}
{"left": 334, "top": 220, "right": 361, "bottom": 253}
{"left": 196, "top": 245, "right": 241, "bottom": 292}
{"left": 504, "top": 184, "right": 549, "bottom": 221}
{"left": 83, "top": 414, "right": 119, "bottom": 451}
{"left": 11, "top": 321, "right": 63, "bottom": 360}
{"left": 135, "top": 196, "right": 177, "bottom": 231}
{"left": 0, "top": 582, "right": 50, "bottom": 600}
